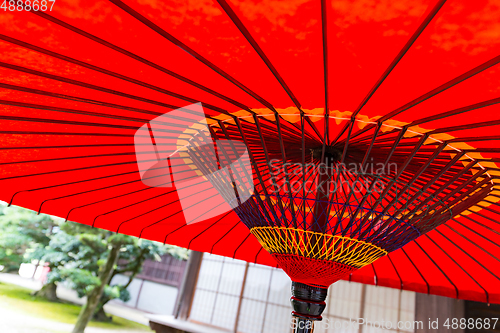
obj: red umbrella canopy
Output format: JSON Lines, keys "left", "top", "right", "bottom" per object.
{"left": 1, "top": 0, "right": 500, "bottom": 305}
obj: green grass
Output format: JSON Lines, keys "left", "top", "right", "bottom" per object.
{"left": 0, "top": 282, "right": 150, "bottom": 331}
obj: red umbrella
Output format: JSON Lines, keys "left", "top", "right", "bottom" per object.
{"left": 1, "top": 0, "right": 500, "bottom": 330}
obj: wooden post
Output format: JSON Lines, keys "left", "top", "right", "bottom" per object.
{"left": 233, "top": 262, "right": 249, "bottom": 332}
{"left": 359, "top": 284, "right": 367, "bottom": 333}
{"left": 174, "top": 251, "right": 203, "bottom": 320}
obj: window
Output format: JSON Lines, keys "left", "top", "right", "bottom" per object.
{"left": 190, "top": 253, "right": 415, "bottom": 333}
{"left": 134, "top": 254, "right": 187, "bottom": 288}
{"left": 189, "top": 254, "right": 246, "bottom": 330}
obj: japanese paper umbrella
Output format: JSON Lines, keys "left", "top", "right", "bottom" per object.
{"left": 1, "top": 0, "right": 500, "bottom": 331}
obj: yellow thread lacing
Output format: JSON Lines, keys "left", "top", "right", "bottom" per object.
{"left": 250, "top": 226, "right": 387, "bottom": 268}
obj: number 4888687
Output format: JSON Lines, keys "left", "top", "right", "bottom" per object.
{"left": 1, "top": 0, "right": 56, "bottom": 11}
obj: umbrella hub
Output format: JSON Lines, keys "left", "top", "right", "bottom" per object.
{"left": 310, "top": 145, "right": 342, "bottom": 164}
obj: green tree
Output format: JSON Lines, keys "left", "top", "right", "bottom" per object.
{"left": 71, "top": 233, "right": 126, "bottom": 333}
{"left": 65, "top": 227, "right": 188, "bottom": 333}
{"left": 26, "top": 228, "right": 94, "bottom": 301}
{"left": 0, "top": 204, "right": 189, "bottom": 333}
{"left": 94, "top": 238, "right": 188, "bottom": 322}
{"left": 0, "top": 205, "right": 54, "bottom": 272}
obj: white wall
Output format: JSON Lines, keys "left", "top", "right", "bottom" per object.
{"left": 111, "top": 274, "right": 178, "bottom": 315}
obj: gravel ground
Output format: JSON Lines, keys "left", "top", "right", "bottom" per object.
{"left": 0, "top": 302, "right": 149, "bottom": 333}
